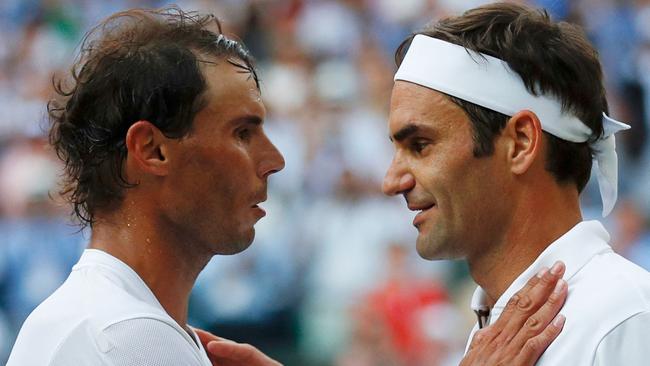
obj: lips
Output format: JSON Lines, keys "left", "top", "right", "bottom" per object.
{"left": 409, "top": 202, "right": 436, "bottom": 228}
{"left": 251, "top": 203, "right": 266, "bottom": 219}
{"left": 407, "top": 203, "right": 435, "bottom": 211}
{"left": 251, "top": 192, "right": 268, "bottom": 218}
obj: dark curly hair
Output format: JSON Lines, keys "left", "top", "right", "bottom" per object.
{"left": 395, "top": 2, "right": 607, "bottom": 192}
{"left": 48, "top": 6, "right": 259, "bottom": 228}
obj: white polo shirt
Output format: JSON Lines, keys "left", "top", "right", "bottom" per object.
{"left": 7, "top": 249, "right": 213, "bottom": 366}
{"left": 466, "top": 220, "right": 650, "bottom": 365}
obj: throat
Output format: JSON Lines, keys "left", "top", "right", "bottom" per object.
{"left": 467, "top": 215, "right": 581, "bottom": 303}
{"left": 467, "top": 247, "right": 533, "bottom": 304}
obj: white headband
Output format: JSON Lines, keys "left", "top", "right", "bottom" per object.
{"left": 394, "top": 35, "right": 630, "bottom": 217}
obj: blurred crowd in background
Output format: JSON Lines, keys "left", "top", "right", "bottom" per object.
{"left": 1, "top": 0, "right": 650, "bottom": 365}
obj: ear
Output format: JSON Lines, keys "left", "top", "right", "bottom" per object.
{"left": 125, "top": 121, "right": 169, "bottom": 177}
{"left": 503, "top": 110, "right": 543, "bottom": 175}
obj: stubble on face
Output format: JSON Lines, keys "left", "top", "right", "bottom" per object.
{"left": 387, "top": 82, "right": 511, "bottom": 262}
{"left": 160, "top": 60, "right": 276, "bottom": 257}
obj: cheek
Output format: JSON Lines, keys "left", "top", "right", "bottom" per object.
{"left": 420, "top": 154, "right": 488, "bottom": 214}
{"left": 173, "top": 146, "right": 243, "bottom": 203}
{"left": 450, "top": 161, "right": 508, "bottom": 233}
{"left": 415, "top": 155, "right": 463, "bottom": 197}
{"left": 202, "top": 155, "right": 246, "bottom": 197}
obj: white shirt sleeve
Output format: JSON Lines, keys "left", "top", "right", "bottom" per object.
{"left": 50, "top": 317, "right": 207, "bottom": 366}
{"left": 593, "top": 311, "right": 650, "bottom": 366}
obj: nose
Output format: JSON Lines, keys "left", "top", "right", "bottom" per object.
{"left": 382, "top": 157, "right": 415, "bottom": 196}
{"left": 258, "top": 137, "right": 285, "bottom": 179}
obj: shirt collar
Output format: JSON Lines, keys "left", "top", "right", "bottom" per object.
{"left": 73, "top": 248, "right": 165, "bottom": 312}
{"left": 470, "top": 220, "right": 613, "bottom": 321}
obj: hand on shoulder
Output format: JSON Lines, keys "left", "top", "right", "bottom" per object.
{"left": 460, "top": 261, "right": 568, "bottom": 366}
{"left": 194, "top": 328, "right": 282, "bottom": 366}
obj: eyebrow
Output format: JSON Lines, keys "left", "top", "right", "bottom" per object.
{"left": 390, "top": 124, "right": 419, "bottom": 142}
{"left": 231, "top": 115, "right": 263, "bottom": 127}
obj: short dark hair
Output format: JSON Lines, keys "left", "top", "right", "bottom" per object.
{"left": 395, "top": 2, "right": 607, "bottom": 192}
{"left": 48, "top": 6, "right": 259, "bottom": 228}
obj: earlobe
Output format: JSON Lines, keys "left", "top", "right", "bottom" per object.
{"left": 506, "top": 110, "right": 542, "bottom": 175}
{"left": 125, "top": 121, "right": 169, "bottom": 177}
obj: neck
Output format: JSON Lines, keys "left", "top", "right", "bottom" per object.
{"left": 467, "top": 185, "right": 582, "bottom": 305}
{"left": 89, "top": 201, "right": 211, "bottom": 328}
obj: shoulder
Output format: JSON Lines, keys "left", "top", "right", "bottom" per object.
{"left": 18, "top": 263, "right": 168, "bottom": 334}
{"left": 8, "top": 316, "right": 104, "bottom": 366}
{"left": 571, "top": 251, "right": 650, "bottom": 311}
{"left": 98, "top": 317, "right": 205, "bottom": 366}
{"left": 535, "top": 253, "right": 650, "bottom": 365}
{"left": 564, "top": 251, "right": 650, "bottom": 329}
{"left": 8, "top": 264, "right": 171, "bottom": 365}
{"left": 593, "top": 311, "right": 650, "bottom": 366}
{"left": 44, "top": 317, "right": 202, "bottom": 366}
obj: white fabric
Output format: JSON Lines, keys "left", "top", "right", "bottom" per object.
{"left": 592, "top": 311, "right": 650, "bottom": 366}
{"left": 466, "top": 221, "right": 650, "bottom": 365}
{"left": 7, "top": 249, "right": 212, "bottom": 366}
{"left": 394, "top": 35, "right": 630, "bottom": 216}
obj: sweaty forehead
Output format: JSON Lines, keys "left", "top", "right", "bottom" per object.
{"left": 203, "top": 61, "right": 259, "bottom": 95}
{"left": 200, "top": 61, "right": 264, "bottom": 116}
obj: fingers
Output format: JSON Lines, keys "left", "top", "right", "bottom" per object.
{"left": 460, "top": 261, "right": 568, "bottom": 366}
{"left": 207, "top": 340, "right": 252, "bottom": 360}
{"left": 514, "top": 313, "right": 565, "bottom": 365}
{"left": 207, "top": 340, "right": 282, "bottom": 366}
{"left": 466, "top": 328, "right": 487, "bottom": 353}
{"left": 193, "top": 328, "right": 226, "bottom": 345}
{"left": 509, "top": 273, "right": 568, "bottom": 361}
{"left": 493, "top": 261, "right": 566, "bottom": 345}
{"left": 465, "top": 325, "right": 497, "bottom": 354}
{"left": 193, "top": 327, "right": 283, "bottom": 365}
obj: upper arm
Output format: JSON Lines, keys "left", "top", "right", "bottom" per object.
{"left": 593, "top": 311, "right": 650, "bottom": 366}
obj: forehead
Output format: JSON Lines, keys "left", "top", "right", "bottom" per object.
{"left": 199, "top": 59, "right": 264, "bottom": 118}
{"left": 388, "top": 81, "right": 468, "bottom": 133}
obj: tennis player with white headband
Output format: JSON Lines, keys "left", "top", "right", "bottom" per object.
{"left": 383, "top": 2, "right": 650, "bottom": 365}
{"left": 395, "top": 34, "right": 629, "bottom": 217}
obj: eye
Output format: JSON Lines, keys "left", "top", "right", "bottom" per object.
{"left": 409, "top": 139, "right": 430, "bottom": 154}
{"left": 236, "top": 127, "right": 252, "bottom": 141}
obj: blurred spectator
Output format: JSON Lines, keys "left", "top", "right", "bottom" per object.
{"left": 610, "top": 199, "right": 650, "bottom": 270}
{"left": 360, "top": 244, "right": 450, "bottom": 366}
{"left": 0, "top": 138, "right": 85, "bottom": 364}
{"left": 1, "top": 1, "right": 649, "bottom": 365}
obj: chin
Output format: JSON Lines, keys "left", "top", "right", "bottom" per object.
{"left": 211, "top": 228, "right": 256, "bottom": 256}
{"left": 416, "top": 240, "right": 437, "bottom": 260}
{"left": 217, "top": 241, "right": 253, "bottom": 255}
{"left": 227, "top": 228, "right": 255, "bottom": 255}
{"left": 416, "top": 235, "right": 453, "bottom": 261}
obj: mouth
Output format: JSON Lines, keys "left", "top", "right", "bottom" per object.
{"left": 251, "top": 194, "right": 267, "bottom": 218}
{"left": 409, "top": 202, "right": 436, "bottom": 228}
{"left": 251, "top": 203, "right": 266, "bottom": 218}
